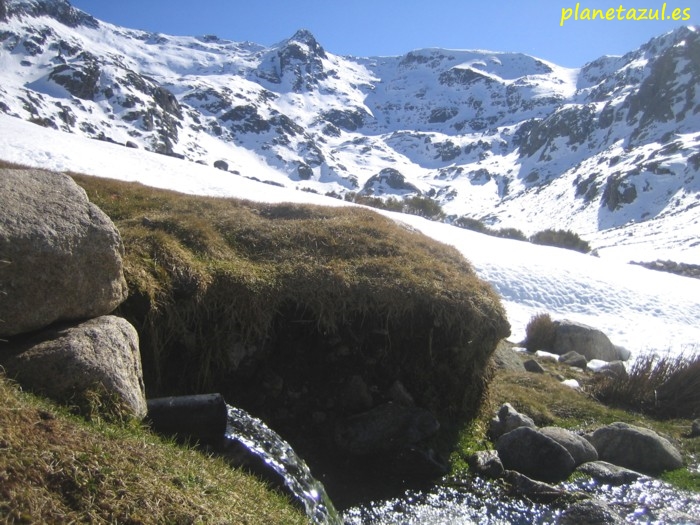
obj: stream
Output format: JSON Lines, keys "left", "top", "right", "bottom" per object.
{"left": 224, "top": 403, "right": 700, "bottom": 524}
{"left": 343, "top": 475, "right": 700, "bottom": 524}
{"left": 225, "top": 405, "right": 342, "bottom": 524}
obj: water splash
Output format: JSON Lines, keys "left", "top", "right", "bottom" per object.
{"left": 224, "top": 405, "right": 342, "bottom": 525}
{"left": 342, "top": 473, "right": 700, "bottom": 524}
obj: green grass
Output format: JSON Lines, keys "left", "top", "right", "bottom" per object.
{"left": 0, "top": 374, "right": 307, "bottom": 524}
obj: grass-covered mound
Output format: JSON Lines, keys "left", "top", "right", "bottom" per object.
{"left": 71, "top": 173, "right": 509, "bottom": 500}
{"left": 0, "top": 374, "right": 306, "bottom": 524}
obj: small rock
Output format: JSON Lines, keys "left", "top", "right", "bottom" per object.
{"left": 524, "top": 359, "right": 545, "bottom": 373}
{"left": 503, "top": 470, "right": 568, "bottom": 504}
{"left": 468, "top": 450, "right": 504, "bottom": 479}
{"left": 490, "top": 342, "right": 526, "bottom": 372}
{"left": 558, "top": 499, "right": 623, "bottom": 524}
{"left": 488, "top": 403, "right": 536, "bottom": 441}
{"left": 576, "top": 460, "right": 644, "bottom": 485}
{"left": 595, "top": 361, "right": 628, "bottom": 379}
{"left": 690, "top": 419, "right": 700, "bottom": 438}
{"left": 559, "top": 350, "right": 587, "bottom": 369}
{"left": 214, "top": 159, "right": 229, "bottom": 171}
{"left": 387, "top": 380, "right": 414, "bottom": 406}
{"left": 615, "top": 345, "right": 631, "bottom": 361}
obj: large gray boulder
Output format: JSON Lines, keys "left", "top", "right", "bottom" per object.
{"left": 588, "top": 422, "right": 683, "bottom": 475}
{"left": 0, "top": 168, "right": 128, "bottom": 337}
{"left": 496, "top": 426, "right": 576, "bottom": 483}
{"left": 551, "top": 320, "right": 618, "bottom": 362}
{"left": 539, "top": 426, "right": 598, "bottom": 466}
{"left": 2, "top": 316, "right": 146, "bottom": 418}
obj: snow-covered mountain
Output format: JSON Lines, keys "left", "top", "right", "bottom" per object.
{"left": 1, "top": 0, "right": 699, "bottom": 261}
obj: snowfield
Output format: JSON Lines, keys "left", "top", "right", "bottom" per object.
{"left": 1, "top": 114, "right": 699, "bottom": 357}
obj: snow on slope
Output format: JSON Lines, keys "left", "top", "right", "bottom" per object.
{"left": 2, "top": 115, "right": 699, "bottom": 357}
{"left": 1, "top": 4, "right": 698, "bottom": 267}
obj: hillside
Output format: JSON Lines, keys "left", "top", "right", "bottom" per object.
{"left": 0, "top": 0, "right": 699, "bottom": 261}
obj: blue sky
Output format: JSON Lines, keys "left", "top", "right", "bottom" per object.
{"left": 70, "top": 0, "right": 696, "bottom": 67}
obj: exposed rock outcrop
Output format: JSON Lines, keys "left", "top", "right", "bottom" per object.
{"left": 361, "top": 168, "right": 420, "bottom": 196}
{"left": 0, "top": 168, "right": 128, "bottom": 337}
{"left": 5, "top": 0, "right": 99, "bottom": 28}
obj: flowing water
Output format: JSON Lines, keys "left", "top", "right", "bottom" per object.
{"left": 225, "top": 404, "right": 700, "bottom": 524}
{"left": 342, "top": 474, "right": 700, "bottom": 524}
{"left": 224, "top": 405, "right": 342, "bottom": 525}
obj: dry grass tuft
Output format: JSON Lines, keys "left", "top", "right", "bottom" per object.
{"left": 523, "top": 312, "right": 556, "bottom": 352}
{"left": 592, "top": 352, "right": 700, "bottom": 419}
{"left": 0, "top": 374, "right": 306, "bottom": 524}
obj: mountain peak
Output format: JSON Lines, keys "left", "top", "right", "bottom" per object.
{"left": 283, "top": 29, "right": 326, "bottom": 58}
{"left": 289, "top": 29, "right": 318, "bottom": 44}
{"left": 5, "top": 0, "right": 98, "bottom": 28}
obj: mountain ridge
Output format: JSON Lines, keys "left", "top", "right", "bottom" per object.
{"left": 0, "top": 0, "right": 698, "bottom": 261}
